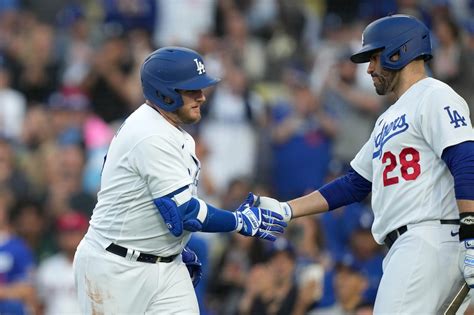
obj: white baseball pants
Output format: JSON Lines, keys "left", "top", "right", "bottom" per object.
{"left": 374, "top": 221, "right": 470, "bottom": 314}
{"left": 73, "top": 238, "right": 199, "bottom": 315}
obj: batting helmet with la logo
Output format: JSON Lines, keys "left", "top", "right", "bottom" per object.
{"left": 140, "top": 47, "right": 220, "bottom": 111}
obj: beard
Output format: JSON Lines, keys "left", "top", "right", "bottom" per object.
{"left": 175, "top": 106, "right": 202, "bottom": 125}
{"left": 372, "top": 69, "right": 398, "bottom": 95}
{"left": 181, "top": 115, "right": 201, "bottom": 124}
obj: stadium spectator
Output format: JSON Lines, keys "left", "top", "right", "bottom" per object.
{"left": 153, "top": 0, "right": 215, "bottom": 49}
{"left": 321, "top": 48, "right": 383, "bottom": 170}
{"left": 432, "top": 14, "right": 474, "bottom": 120}
{"left": 238, "top": 238, "right": 299, "bottom": 315}
{"left": 269, "top": 75, "right": 336, "bottom": 200}
{"left": 0, "top": 137, "right": 32, "bottom": 202}
{"left": 309, "top": 254, "right": 371, "bottom": 315}
{"left": 208, "top": 233, "right": 266, "bottom": 315}
{"left": 11, "top": 200, "right": 56, "bottom": 263}
{"left": 0, "top": 188, "right": 37, "bottom": 315}
{"left": 200, "top": 63, "right": 264, "bottom": 196}
{"left": 36, "top": 211, "right": 88, "bottom": 315}
{"left": 0, "top": 65, "right": 26, "bottom": 142}
{"left": 81, "top": 34, "right": 134, "bottom": 124}
{"left": 0, "top": 2, "right": 470, "bottom": 313}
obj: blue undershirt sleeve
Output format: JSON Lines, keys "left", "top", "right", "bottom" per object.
{"left": 441, "top": 141, "right": 474, "bottom": 200}
{"left": 177, "top": 197, "right": 238, "bottom": 232}
{"left": 200, "top": 204, "right": 237, "bottom": 232}
{"left": 319, "top": 168, "right": 372, "bottom": 211}
{"left": 154, "top": 187, "right": 238, "bottom": 235}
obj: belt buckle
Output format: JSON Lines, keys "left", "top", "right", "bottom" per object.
{"left": 155, "top": 256, "right": 162, "bottom": 263}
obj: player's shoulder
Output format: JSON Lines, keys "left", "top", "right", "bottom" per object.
{"left": 415, "top": 77, "right": 467, "bottom": 112}
{"left": 420, "top": 77, "right": 464, "bottom": 101}
{"left": 125, "top": 104, "right": 168, "bottom": 130}
{"left": 121, "top": 105, "right": 181, "bottom": 143}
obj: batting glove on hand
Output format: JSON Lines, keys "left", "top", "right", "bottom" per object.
{"left": 182, "top": 246, "right": 202, "bottom": 288}
{"left": 234, "top": 194, "right": 287, "bottom": 242}
{"left": 249, "top": 193, "right": 292, "bottom": 223}
{"left": 460, "top": 240, "right": 474, "bottom": 288}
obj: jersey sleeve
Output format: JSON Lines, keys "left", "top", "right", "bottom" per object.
{"left": 350, "top": 134, "right": 374, "bottom": 182}
{"left": 419, "top": 87, "right": 474, "bottom": 157}
{"left": 130, "top": 135, "right": 193, "bottom": 198}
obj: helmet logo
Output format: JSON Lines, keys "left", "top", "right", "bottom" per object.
{"left": 193, "top": 58, "right": 206, "bottom": 75}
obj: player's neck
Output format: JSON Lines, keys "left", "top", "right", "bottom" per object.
{"left": 393, "top": 61, "right": 427, "bottom": 99}
{"left": 146, "top": 101, "right": 181, "bottom": 129}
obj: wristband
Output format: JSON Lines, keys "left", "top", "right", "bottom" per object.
{"left": 459, "top": 212, "right": 474, "bottom": 241}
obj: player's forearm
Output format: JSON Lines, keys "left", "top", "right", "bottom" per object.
{"left": 200, "top": 204, "right": 239, "bottom": 232}
{"left": 288, "top": 191, "right": 329, "bottom": 219}
{"left": 457, "top": 200, "right": 474, "bottom": 213}
{"left": 258, "top": 170, "right": 371, "bottom": 221}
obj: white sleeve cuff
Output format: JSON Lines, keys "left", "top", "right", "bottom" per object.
{"left": 196, "top": 198, "right": 208, "bottom": 224}
{"left": 172, "top": 189, "right": 192, "bottom": 206}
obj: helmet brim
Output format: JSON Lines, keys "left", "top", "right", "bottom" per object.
{"left": 350, "top": 45, "right": 384, "bottom": 63}
{"left": 173, "top": 74, "right": 220, "bottom": 91}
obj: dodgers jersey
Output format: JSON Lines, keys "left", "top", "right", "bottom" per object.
{"left": 86, "top": 104, "right": 200, "bottom": 256}
{"left": 351, "top": 77, "right": 474, "bottom": 244}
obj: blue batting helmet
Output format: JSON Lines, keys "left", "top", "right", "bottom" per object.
{"left": 350, "top": 14, "right": 432, "bottom": 70}
{"left": 140, "top": 47, "right": 220, "bottom": 111}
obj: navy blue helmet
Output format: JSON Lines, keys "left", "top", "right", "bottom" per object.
{"left": 140, "top": 47, "right": 220, "bottom": 111}
{"left": 351, "top": 14, "right": 432, "bottom": 70}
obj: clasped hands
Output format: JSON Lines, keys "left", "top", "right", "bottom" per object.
{"left": 234, "top": 193, "right": 289, "bottom": 242}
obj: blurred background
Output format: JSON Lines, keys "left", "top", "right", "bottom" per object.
{"left": 0, "top": 0, "right": 473, "bottom": 314}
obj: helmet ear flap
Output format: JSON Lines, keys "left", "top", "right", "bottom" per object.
{"left": 142, "top": 78, "right": 184, "bottom": 111}
{"left": 380, "top": 26, "right": 431, "bottom": 70}
{"left": 156, "top": 90, "right": 176, "bottom": 106}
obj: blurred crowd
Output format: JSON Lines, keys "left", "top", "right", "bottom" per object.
{"left": 0, "top": 0, "right": 473, "bottom": 314}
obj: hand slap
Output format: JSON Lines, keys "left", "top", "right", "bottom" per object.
{"left": 235, "top": 206, "right": 287, "bottom": 241}
{"left": 260, "top": 209, "right": 287, "bottom": 234}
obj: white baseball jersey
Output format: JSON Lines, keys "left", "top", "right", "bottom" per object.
{"left": 85, "top": 104, "right": 200, "bottom": 256}
{"left": 351, "top": 77, "right": 474, "bottom": 244}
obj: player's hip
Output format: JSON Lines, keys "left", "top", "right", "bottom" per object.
{"left": 383, "top": 219, "right": 459, "bottom": 249}
{"left": 73, "top": 239, "right": 197, "bottom": 314}
{"left": 376, "top": 225, "right": 465, "bottom": 314}
{"left": 84, "top": 225, "right": 188, "bottom": 257}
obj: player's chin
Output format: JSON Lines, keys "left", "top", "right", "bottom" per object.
{"left": 185, "top": 112, "right": 202, "bottom": 124}
{"left": 374, "top": 82, "right": 388, "bottom": 96}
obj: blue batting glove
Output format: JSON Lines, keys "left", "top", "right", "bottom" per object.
{"left": 234, "top": 204, "right": 287, "bottom": 242}
{"left": 460, "top": 240, "right": 474, "bottom": 288}
{"left": 182, "top": 246, "right": 202, "bottom": 287}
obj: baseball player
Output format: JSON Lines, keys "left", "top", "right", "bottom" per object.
{"left": 73, "top": 47, "right": 286, "bottom": 314}
{"left": 253, "top": 15, "right": 474, "bottom": 314}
